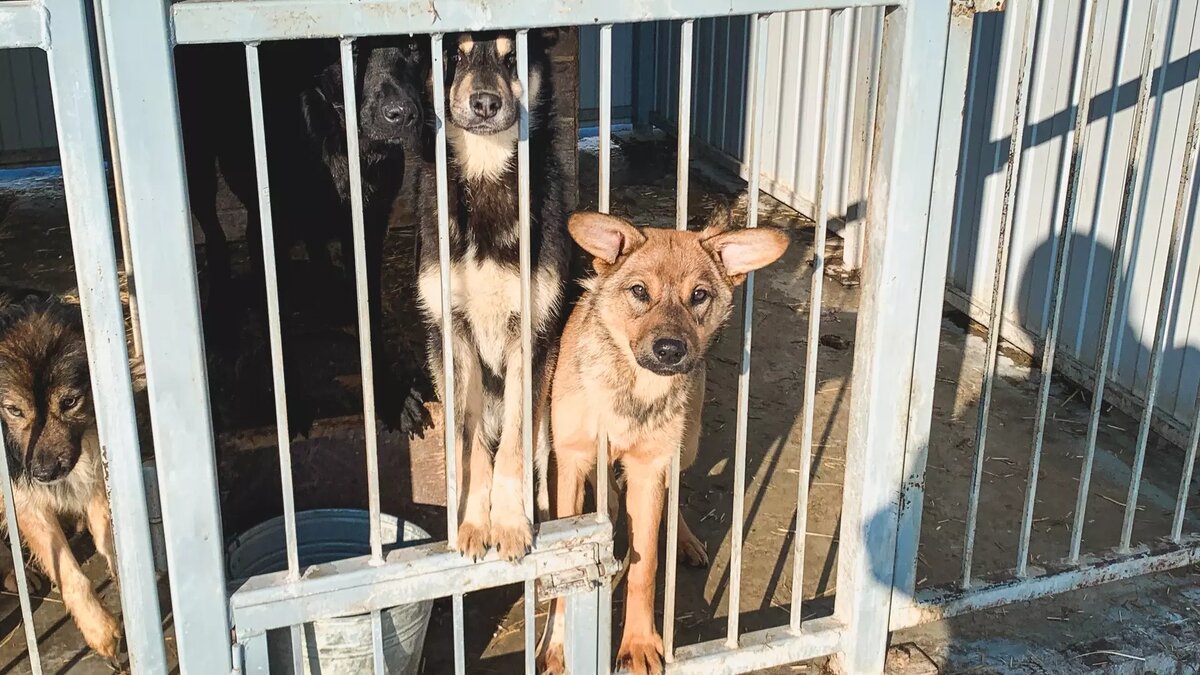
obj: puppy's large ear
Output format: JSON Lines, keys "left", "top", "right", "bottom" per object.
{"left": 568, "top": 212, "right": 646, "bottom": 271}
{"left": 702, "top": 227, "right": 790, "bottom": 285}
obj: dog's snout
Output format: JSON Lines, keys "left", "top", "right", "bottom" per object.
{"left": 381, "top": 98, "right": 418, "bottom": 127}
{"left": 652, "top": 338, "right": 687, "bottom": 366}
{"left": 29, "top": 456, "right": 69, "bottom": 483}
{"left": 470, "top": 91, "right": 502, "bottom": 119}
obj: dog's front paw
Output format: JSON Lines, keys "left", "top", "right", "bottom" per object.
{"left": 617, "top": 631, "right": 664, "bottom": 675}
{"left": 489, "top": 518, "right": 532, "bottom": 562}
{"left": 536, "top": 641, "right": 565, "bottom": 674}
{"left": 81, "top": 608, "right": 123, "bottom": 660}
{"left": 455, "top": 520, "right": 490, "bottom": 561}
{"left": 489, "top": 487, "right": 532, "bottom": 562}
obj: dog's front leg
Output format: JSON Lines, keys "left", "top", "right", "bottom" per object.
{"left": 85, "top": 489, "right": 118, "bottom": 582}
{"left": 453, "top": 345, "right": 493, "bottom": 561}
{"left": 488, "top": 346, "right": 545, "bottom": 561}
{"left": 618, "top": 454, "right": 669, "bottom": 675}
{"left": 18, "top": 507, "right": 121, "bottom": 658}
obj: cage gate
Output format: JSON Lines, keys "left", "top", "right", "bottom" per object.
{"left": 4, "top": 0, "right": 962, "bottom": 672}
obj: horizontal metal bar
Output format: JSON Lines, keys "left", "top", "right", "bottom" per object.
{"left": 891, "top": 537, "right": 1200, "bottom": 630}
{"left": 171, "top": 0, "right": 896, "bottom": 44}
{"left": 230, "top": 516, "right": 614, "bottom": 634}
{"left": 663, "top": 617, "right": 843, "bottom": 673}
{"left": 0, "top": 0, "right": 43, "bottom": 48}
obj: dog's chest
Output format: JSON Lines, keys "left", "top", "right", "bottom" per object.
{"left": 418, "top": 244, "right": 561, "bottom": 372}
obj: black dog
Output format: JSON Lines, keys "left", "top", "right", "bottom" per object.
{"left": 175, "top": 37, "right": 431, "bottom": 436}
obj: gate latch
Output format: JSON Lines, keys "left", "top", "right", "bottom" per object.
{"left": 536, "top": 547, "right": 620, "bottom": 599}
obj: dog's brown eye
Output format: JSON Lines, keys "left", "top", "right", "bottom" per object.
{"left": 2, "top": 405, "right": 21, "bottom": 418}
{"left": 505, "top": 53, "right": 516, "bottom": 68}
{"left": 630, "top": 284, "right": 649, "bottom": 302}
{"left": 60, "top": 396, "right": 79, "bottom": 410}
{"left": 691, "top": 288, "right": 709, "bottom": 305}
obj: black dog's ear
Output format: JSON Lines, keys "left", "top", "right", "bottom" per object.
{"left": 535, "top": 27, "right": 561, "bottom": 50}
{"left": 300, "top": 64, "right": 346, "bottom": 142}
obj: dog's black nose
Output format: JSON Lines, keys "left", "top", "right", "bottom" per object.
{"left": 29, "top": 459, "right": 67, "bottom": 483}
{"left": 653, "top": 338, "right": 687, "bottom": 366}
{"left": 381, "top": 100, "right": 418, "bottom": 127}
{"left": 470, "top": 92, "right": 502, "bottom": 119}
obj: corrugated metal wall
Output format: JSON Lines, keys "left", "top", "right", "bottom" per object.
{"left": 947, "top": 0, "right": 1200, "bottom": 443}
{"left": 0, "top": 48, "right": 58, "bottom": 164}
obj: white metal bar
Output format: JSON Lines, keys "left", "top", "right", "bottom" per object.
{"left": 430, "top": 34, "right": 460, "bottom": 549}
{"left": 44, "top": 0, "right": 169, "bottom": 669}
{"left": 1071, "top": 0, "right": 1166, "bottom": 563}
{"left": 668, "top": 617, "right": 842, "bottom": 674}
{"left": 664, "top": 19, "right": 693, "bottom": 661}
{"left": 892, "top": 537, "right": 1200, "bottom": 631}
{"left": 452, "top": 593, "right": 466, "bottom": 675}
{"left": 338, "top": 38, "right": 384, "bottom": 565}
{"left": 515, "top": 29, "right": 536, "bottom": 675}
{"left": 229, "top": 516, "right": 614, "bottom": 636}
{"left": 0, "top": 0, "right": 43, "bottom": 48}
{"left": 240, "top": 632, "right": 270, "bottom": 675}
{"left": 245, "top": 45, "right": 305, "bottom": 672}
{"left": 0, "top": 429, "right": 43, "bottom": 674}
{"left": 675, "top": 19, "right": 694, "bottom": 233}
{"left": 1121, "top": 42, "right": 1200, "bottom": 552}
{"left": 245, "top": 42, "right": 300, "bottom": 582}
{"left": 371, "top": 610, "right": 385, "bottom": 674}
{"left": 171, "top": 0, "right": 895, "bottom": 44}
{"left": 90, "top": 0, "right": 141, "bottom": 358}
{"left": 791, "top": 9, "right": 833, "bottom": 633}
{"left": 726, "top": 10, "right": 757, "bottom": 642}
{"left": 1018, "top": 0, "right": 1101, "bottom": 576}
{"left": 95, "top": 0, "right": 233, "bottom": 667}
{"left": 1175, "top": 398, "right": 1200, "bottom": 540}
{"left": 599, "top": 24, "right": 613, "bottom": 215}
{"left": 565, "top": 590, "right": 600, "bottom": 673}
{"left": 831, "top": 0, "right": 951, "bottom": 670}
{"left": 961, "top": 0, "right": 1040, "bottom": 589}
{"left": 890, "top": 1, "right": 975, "bottom": 604}
{"left": 243, "top": 43, "right": 307, "bottom": 672}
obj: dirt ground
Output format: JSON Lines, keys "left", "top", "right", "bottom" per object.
{"left": 0, "top": 131, "right": 1198, "bottom": 673}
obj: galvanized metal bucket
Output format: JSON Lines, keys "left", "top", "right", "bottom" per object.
{"left": 227, "top": 509, "right": 433, "bottom": 674}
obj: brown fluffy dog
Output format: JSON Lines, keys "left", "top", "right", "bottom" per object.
{"left": 538, "top": 209, "right": 789, "bottom": 674}
{"left": 0, "top": 293, "right": 126, "bottom": 659}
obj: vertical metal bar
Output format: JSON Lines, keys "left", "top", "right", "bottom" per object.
{"left": 1071, "top": 0, "right": 1166, "bottom": 563}
{"left": 663, "top": 19, "right": 693, "bottom": 663}
{"left": 728, "top": 11, "right": 772, "bottom": 646}
{"left": 245, "top": 43, "right": 305, "bottom": 674}
{"left": 890, "top": 1, "right": 976, "bottom": 610}
{"left": 240, "top": 633, "right": 270, "bottom": 675}
{"left": 338, "top": 38, "right": 384, "bottom": 565}
{"left": 452, "top": 593, "right": 466, "bottom": 675}
{"left": 1122, "top": 47, "right": 1200, "bottom": 553}
{"left": 960, "top": 0, "right": 1040, "bottom": 589}
{"left": 675, "top": 19, "right": 693, "bottom": 232}
{"left": 430, "top": 34, "right": 459, "bottom": 549}
{"left": 0, "top": 423, "right": 42, "bottom": 674}
{"left": 832, "top": 0, "right": 951, "bottom": 669}
{"left": 599, "top": 24, "right": 612, "bottom": 215}
{"left": 371, "top": 611, "right": 385, "bottom": 674}
{"left": 94, "top": 0, "right": 233, "bottom": 668}
{"left": 432, "top": 36, "right": 466, "bottom": 675}
{"left": 791, "top": 9, "right": 832, "bottom": 633}
{"left": 44, "top": 0, "right": 169, "bottom": 669}
{"left": 1018, "top": 0, "right": 1101, "bottom": 576}
{"left": 1175, "top": 389, "right": 1200, "bottom": 540}
{"left": 515, "top": 29, "right": 537, "bottom": 675}
{"left": 89, "top": 0, "right": 141, "bottom": 358}
{"left": 565, "top": 589, "right": 600, "bottom": 672}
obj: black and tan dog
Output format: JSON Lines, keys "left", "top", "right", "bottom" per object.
{"left": 538, "top": 209, "right": 789, "bottom": 674}
{"left": 415, "top": 30, "right": 567, "bottom": 561}
{"left": 0, "top": 293, "right": 130, "bottom": 659}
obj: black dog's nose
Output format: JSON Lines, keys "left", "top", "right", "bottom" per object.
{"left": 382, "top": 101, "right": 418, "bottom": 127}
{"left": 653, "top": 338, "right": 687, "bottom": 366}
{"left": 470, "top": 92, "right": 502, "bottom": 119}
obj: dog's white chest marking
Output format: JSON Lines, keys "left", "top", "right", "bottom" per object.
{"left": 418, "top": 243, "right": 561, "bottom": 373}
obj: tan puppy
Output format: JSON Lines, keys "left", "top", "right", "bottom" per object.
{"left": 538, "top": 209, "right": 789, "bottom": 674}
